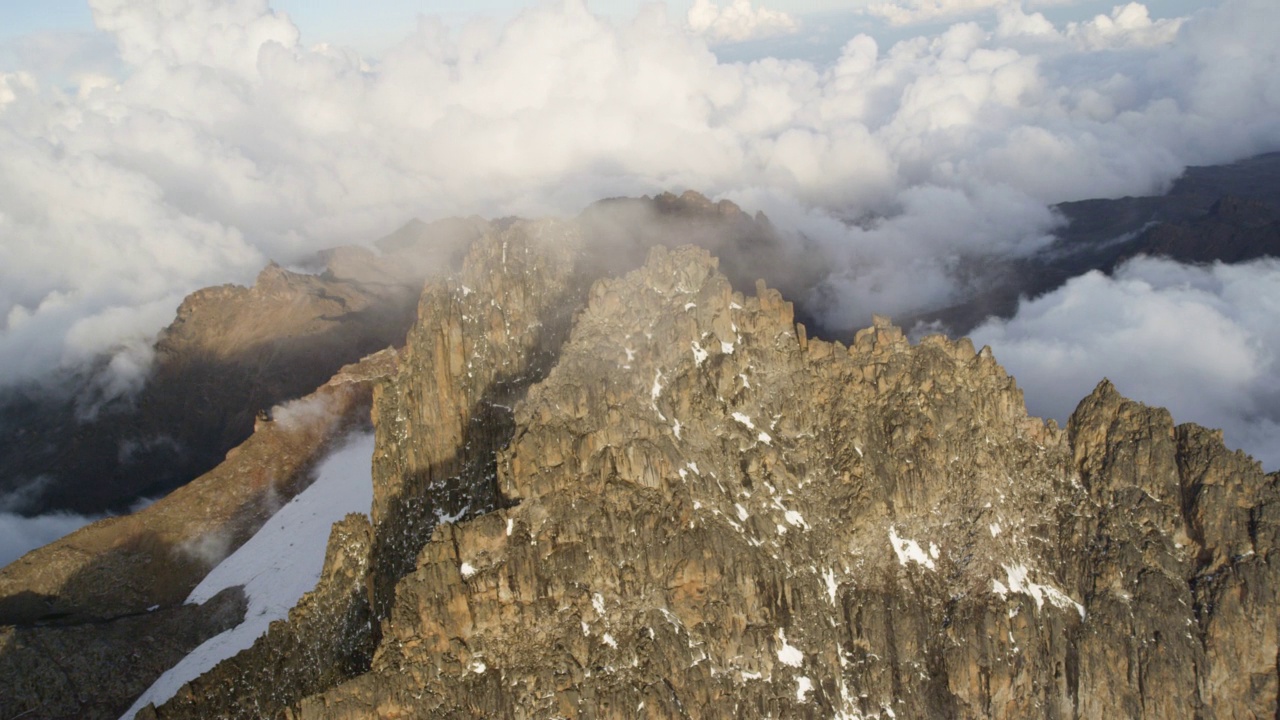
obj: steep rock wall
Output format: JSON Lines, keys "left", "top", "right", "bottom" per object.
{"left": 144, "top": 244, "right": 1279, "bottom": 719}
{"left": 285, "top": 247, "right": 1279, "bottom": 718}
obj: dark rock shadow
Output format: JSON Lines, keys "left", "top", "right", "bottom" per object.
{"left": 0, "top": 526, "right": 249, "bottom": 720}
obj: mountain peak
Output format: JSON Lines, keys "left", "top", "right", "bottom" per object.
{"left": 7, "top": 206, "right": 1280, "bottom": 720}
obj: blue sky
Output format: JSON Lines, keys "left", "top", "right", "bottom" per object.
{"left": 0, "top": 0, "right": 1206, "bottom": 51}
{"left": 0, "top": 1, "right": 788, "bottom": 40}
{"left": 0, "top": 0, "right": 1213, "bottom": 80}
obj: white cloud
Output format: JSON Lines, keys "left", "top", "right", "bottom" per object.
{"left": 867, "top": 0, "right": 1012, "bottom": 27}
{"left": 971, "top": 257, "right": 1280, "bottom": 470}
{"left": 0, "top": 0, "right": 1276, "bottom": 447}
{"left": 866, "top": 0, "right": 1083, "bottom": 27}
{"left": 88, "top": 0, "right": 300, "bottom": 75}
{"left": 687, "top": 0, "right": 799, "bottom": 43}
{"left": 1064, "top": 3, "right": 1186, "bottom": 50}
{"left": 0, "top": 511, "right": 101, "bottom": 569}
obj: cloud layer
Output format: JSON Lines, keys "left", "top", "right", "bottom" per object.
{"left": 687, "top": 0, "right": 799, "bottom": 43}
{"left": 0, "top": 0, "right": 1278, "bottom": 463}
{"left": 0, "top": 511, "right": 100, "bottom": 569}
{"left": 971, "top": 257, "right": 1280, "bottom": 470}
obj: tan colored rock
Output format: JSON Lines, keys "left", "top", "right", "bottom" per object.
{"left": 137, "top": 241, "right": 1279, "bottom": 719}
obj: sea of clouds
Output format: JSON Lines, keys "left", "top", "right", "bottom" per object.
{"left": 0, "top": 0, "right": 1278, "bottom": 480}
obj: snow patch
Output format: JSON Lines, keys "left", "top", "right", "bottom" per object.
{"left": 796, "top": 675, "right": 813, "bottom": 702}
{"left": 824, "top": 568, "right": 839, "bottom": 605}
{"left": 506, "top": 518, "right": 514, "bottom": 536}
{"left": 721, "top": 340, "right": 735, "bottom": 354}
{"left": 776, "top": 629, "right": 803, "bottom": 667}
{"left": 691, "top": 342, "right": 709, "bottom": 366}
{"left": 603, "top": 632, "right": 618, "bottom": 648}
{"left": 735, "top": 503, "right": 749, "bottom": 521}
{"left": 592, "top": 592, "right": 606, "bottom": 616}
{"left": 999, "top": 564, "right": 1085, "bottom": 618}
{"left": 460, "top": 562, "right": 477, "bottom": 579}
{"left": 757, "top": 431, "right": 772, "bottom": 445}
{"left": 992, "top": 579, "right": 1009, "bottom": 598}
{"left": 435, "top": 504, "right": 468, "bottom": 525}
{"left": 124, "top": 433, "right": 375, "bottom": 719}
{"left": 731, "top": 412, "right": 755, "bottom": 429}
{"left": 784, "top": 510, "right": 808, "bottom": 530}
{"left": 651, "top": 370, "right": 667, "bottom": 420}
{"left": 989, "top": 522, "right": 1002, "bottom": 537}
{"left": 888, "top": 526, "right": 936, "bottom": 571}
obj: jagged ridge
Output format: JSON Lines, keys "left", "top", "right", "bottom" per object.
{"left": 141, "top": 234, "right": 1279, "bottom": 719}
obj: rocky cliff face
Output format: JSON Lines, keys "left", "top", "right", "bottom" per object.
{"left": 142, "top": 218, "right": 594, "bottom": 719}
{"left": 130, "top": 227, "right": 1278, "bottom": 719}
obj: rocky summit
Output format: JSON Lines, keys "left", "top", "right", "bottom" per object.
{"left": 2, "top": 205, "right": 1278, "bottom": 719}
{"left": 104, "top": 218, "right": 1278, "bottom": 719}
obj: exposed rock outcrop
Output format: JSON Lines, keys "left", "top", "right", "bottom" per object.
{"left": 0, "top": 191, "right": 837, "bottom": 720}
{"left": 0, "top": 587, "right": 246, "bottom": 720}
{"left": 141, "top": 241, "right": 1278, "bottom": 718}
{"left": 139, "top": 219, "right": 593, "bottom": 719}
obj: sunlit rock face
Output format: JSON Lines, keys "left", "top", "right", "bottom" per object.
{"left": 135, "top": 227, "right": 1278, "bottom": 719}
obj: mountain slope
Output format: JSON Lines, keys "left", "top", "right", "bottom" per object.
{"left": 0, "top": 350, "right": 395, "bottom": 720}
{"left": 138, "top": 233, "right": 1279, "bottom": 718}
{"left": 0, "top": 216, "right": 485, "bottom": 518}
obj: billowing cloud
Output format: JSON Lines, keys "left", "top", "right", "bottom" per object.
{"left": 0, "top": 0, "right": 1277, "bottom": 464}
{"left": 993, "top": 2, "right": 1186, "bottom": 50}
{"left": 687, "top": 0, "right": 799, "bottom": 43}
{"left": 1064, "top": 3, "right": 1186, "bottom": 50}
{"left": 971, "top": 257, "right": 1280, "bottom": 470}
{"left": 867, "top": 0, "right": 1012, "bottom": 27}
